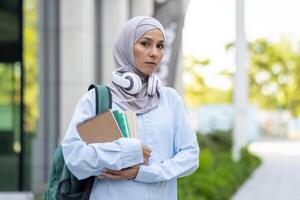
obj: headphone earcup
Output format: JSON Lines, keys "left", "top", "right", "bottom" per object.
{"left": 112, "top": 71, "right": 159, "bottom": 95}
{"left": 122, "top": 72, "right": 142, "bottom": 95}
{"left": 147, "top": 74, "right": 160, "bottom": 96}
{"left": 112, "top": 71, "right": 131, "bottom": 88}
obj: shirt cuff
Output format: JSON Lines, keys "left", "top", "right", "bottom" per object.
{"left": 117, "top": 138, "right": 144, "bottom": 169}
{"left": 134, "top": 164, "right": 158, "bottom": 183}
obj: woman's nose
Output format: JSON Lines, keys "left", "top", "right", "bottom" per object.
{"left": 149, "top": 47, "right": 158, "bottom": 58}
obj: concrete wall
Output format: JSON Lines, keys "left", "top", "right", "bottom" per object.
{"left": 60, "top": 0, "right": 96, "bottom": 139}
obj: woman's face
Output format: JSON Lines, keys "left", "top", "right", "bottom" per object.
{"left": 134, "top": 29, "right": 165, "bottom": 76}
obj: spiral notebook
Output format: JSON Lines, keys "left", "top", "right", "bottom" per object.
{"left": 77, "top": 109, "right": 123, "bottom": 144}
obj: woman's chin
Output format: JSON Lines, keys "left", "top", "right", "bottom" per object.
{"left": 139, "top": 69, "right": 155, "bottom": 76}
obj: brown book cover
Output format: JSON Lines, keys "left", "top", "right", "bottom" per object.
{"left": 77, "top": 110, "right": 123, "bottom": 144}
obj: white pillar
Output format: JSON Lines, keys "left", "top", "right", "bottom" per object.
{"left": 130, "top": 0, "right": 154, "bottom": 17}
{"left": 99, "top": 0, "right": 129, "bottom": 85}
{"left": 233, "top": 0, "right": 248, "bottom": 161}
{"left": 60, "top": 0, "right": 96, "bottom": 139}
{"left": 174, "top": 42, "right": 184, "bottom": 97}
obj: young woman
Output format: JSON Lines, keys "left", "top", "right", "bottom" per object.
{"left": 62, "top": 16, "right": 199, "bottom": 200}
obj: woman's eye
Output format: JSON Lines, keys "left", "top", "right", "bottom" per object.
{"left": 157, "top": 43, "right": 164, "bottom": 49}
{"left": 141, "top": 41, "right": 149, "bottom": 47}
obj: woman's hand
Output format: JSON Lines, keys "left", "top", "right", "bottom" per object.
{"left": 100, "top": 144, "right": 151, "bottom": 180}
{"left": 101, "top": 165, "right": 140, "bottom": 180}
{"left": 142, "top": 144, "right": 151, "bottom": 164}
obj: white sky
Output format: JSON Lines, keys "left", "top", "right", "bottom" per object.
{"left": 183, "top": 0, "right": 300, "bottom": 90}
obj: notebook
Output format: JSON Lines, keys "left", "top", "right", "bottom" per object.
{"left": 113, "top": 110, "right": 131, "bottom": 138}
{"left": 124, "top": 111, "right": 138, "bottom": 139}
{"left": 77, "top": 110, "right": 123, "bottom": 144}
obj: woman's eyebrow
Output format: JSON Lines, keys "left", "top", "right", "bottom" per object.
{"left": 141, "top": 37, "right": 165, "bottom": 43}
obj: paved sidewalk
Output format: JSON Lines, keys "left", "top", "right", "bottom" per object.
{"left": 232, "top": 140, "right": 300, "bottom": 200}
{"left": 0, "top": 192, "right": 33, "bottom": 200}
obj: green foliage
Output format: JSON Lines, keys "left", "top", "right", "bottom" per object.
{"left": 0, "top": 63, "right": 20, "bottom": 104}
{"left": 183, "top": 55, "right": 232, "bottom": 107}
{"left": 0, "top": 0, "right": 38, "bottom": 133}
{"left": 178, "top": 131, "right": 261, "bottom": 200}
{"left": 185, "top": 37, "right": 300, "bottom": 116}
{"left": 248, "top": 38, "right": 300, "bottom": 116}
{"left": 198, "top": 149, "right": 214, "bottom": 172}
{"left": 197, "top": 130, "right": 232, "bottom": 154}
{"left": 24, "top": 0, "right": 38, "bottom": 132}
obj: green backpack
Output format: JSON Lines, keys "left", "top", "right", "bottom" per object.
{"left": 44, "top": 84, "right": 112, "bottom": 200}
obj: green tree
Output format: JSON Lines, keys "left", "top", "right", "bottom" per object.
{"left": 0, "top": 0, "right": 38, "bottom": 133}
{"left": 0, "top": 63, "right": 19, "bottom": 104}
{"left": 248, "top": 38, "right": 300, "bottom": 116}
{"left": 24, "top": 0, "right": 38, "bottom": 133}
{"left": 184, "top": 38, "right": 300, "bottom": 117}
{"left": 183, "top": 55, "right": 232, "bottom": 107}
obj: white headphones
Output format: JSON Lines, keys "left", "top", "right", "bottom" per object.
{"left": 112, "top": 71, "right": 160, "bottom": 95}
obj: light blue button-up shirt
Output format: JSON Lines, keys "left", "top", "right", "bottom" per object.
{"left": 62, "top": 86, "right": 199, "bottom": 200}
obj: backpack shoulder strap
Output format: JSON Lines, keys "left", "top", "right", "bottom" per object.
{"left": 88, "top": 84, "right": 112, "bottom": 113}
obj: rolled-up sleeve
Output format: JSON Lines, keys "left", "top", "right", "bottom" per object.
{"left": 135, "top": 91, "right": 199, "bottom": 183}
{"left": 62, "top": 90, "right": 143, "bottom": 180}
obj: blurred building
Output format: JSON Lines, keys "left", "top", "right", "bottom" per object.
{"left": 189, "top": 104, "right": 300, "bottom": 141}
{"left": 189, "top": 104, "right": 260, "bottom": 141}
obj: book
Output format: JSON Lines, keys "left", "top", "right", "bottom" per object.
{"left": 113, "top": 110, "right": 131, "bottom": 138}
{"left": 77, "top": 110, "right": 123, "bottom": 144}
{"left": 124, "top": 111, "right": 138, "bottom": 139}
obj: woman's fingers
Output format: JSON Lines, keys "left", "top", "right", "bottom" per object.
{"left": 101, "top": 165, "right": 140, "bottom": 180}
{"left": 142, "top": 144, "right": 151, "bottom": 152}
{"left": 105, "top": 169, "right": 121, "bottom": 175}
{"left": 101, "top": 172, "right": 123, "bottom": 180}
{"left": 142, "top": 144, "right": 152, "bottom": 164}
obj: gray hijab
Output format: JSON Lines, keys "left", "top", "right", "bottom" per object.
{"left": 108, "top": 16, "right": 165, "bottom": 114}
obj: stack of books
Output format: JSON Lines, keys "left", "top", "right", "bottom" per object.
{"left": 76, "top": 109, "right": 138, "bottom": 144}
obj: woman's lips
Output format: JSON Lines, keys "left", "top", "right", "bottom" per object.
{"left": 145, "top": 62, "right": 156, "bottom": 65}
